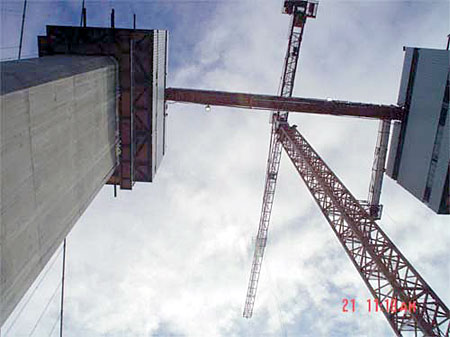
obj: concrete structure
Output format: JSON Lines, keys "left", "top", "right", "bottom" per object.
{"left": 387, "top": 47, "right": 449, "bottom": 214}
{"left": 0, "top": 55, "right": 118, "bottom": 325}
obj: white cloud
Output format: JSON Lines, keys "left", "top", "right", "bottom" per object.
{"left": 2, "top": 0, "right": 449, "bottom": 336}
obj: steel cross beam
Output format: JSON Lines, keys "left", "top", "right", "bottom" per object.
{"left": 165, "top": 88, "right": 403, "bottom": 120}
{"left": 243, "top": 4, "right": 309, "bottom": 319}
{"left": 278, "top": 123, "right": 450, "bottom": 337}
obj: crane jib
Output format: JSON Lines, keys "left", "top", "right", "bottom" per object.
{"left": 243, "top": 0, "right": 312, "bottom": 319}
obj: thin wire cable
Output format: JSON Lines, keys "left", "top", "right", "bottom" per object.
{"left": 18, "top": 0, "right": 27, "bottom": 59}
{"left": 3, "top": 246, "right": 64, "bottom": 336}
{"left": 79, "top": 0, "right": 85, "bottom": 26}
{"left": 28, "top": 279, "right": 62, "bottom": 337}
{"left": 48, "top": 313, "right": 60, "bottom": 337}
{"left": 59, "top": 239, "right": 67, "bottom": 337}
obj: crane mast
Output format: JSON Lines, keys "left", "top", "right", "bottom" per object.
{"left": 243, "top": 0, "right": 318, "bottom": 319}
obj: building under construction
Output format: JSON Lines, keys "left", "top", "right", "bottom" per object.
{"left": 0, "top": 1, "right": 449, "bottom": 335}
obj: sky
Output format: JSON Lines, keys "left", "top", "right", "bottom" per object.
{"left": 1, "top": 0, "right": 449, "bottom": 336}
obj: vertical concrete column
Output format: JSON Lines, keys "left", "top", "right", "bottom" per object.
{"left": 0, "top": 55, "right": 118, "bottom": 326}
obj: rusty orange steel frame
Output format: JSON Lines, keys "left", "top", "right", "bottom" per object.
{"left": 165, "top": 88, "right": 404, "bottom": 120}
{"left": 39, "top": 26, "right": 161, "bottom": 190}
{"left": 279, "top": 123, "right": 449, "bottom": 336}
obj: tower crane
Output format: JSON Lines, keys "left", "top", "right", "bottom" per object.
{"left": 243, "top": 0, "right": 318, "bottom": 319}
{"left": 166, "top": 1, "right": 449, "bottom": 335}
{"left": 241, "top": 1, "right": 449, "bottom": 336}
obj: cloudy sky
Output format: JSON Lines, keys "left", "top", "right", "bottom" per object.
{"left": 1, "top": 0, "right": 449, "bottom": 336}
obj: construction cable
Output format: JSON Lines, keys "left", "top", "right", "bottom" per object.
{"left": 79, "top": 0, "right": 85, "bottom": 27}
{"left": 3, "top": 246, "right": 64, "bottom": 336}
{"left": 59, "top": 239, "right": 67, "bottom": 337}
{"left": 18, "top": 0, "right": 27, "bottom": 59}
{"left": 48, "top": 314, "right": 60, "bottom": 337}
{"left": 28, "top": 279, "right": 62, "bottom": 337}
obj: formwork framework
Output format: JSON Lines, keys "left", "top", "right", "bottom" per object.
{"left": 38, "top": 25, "right": 167, "bottom": 189}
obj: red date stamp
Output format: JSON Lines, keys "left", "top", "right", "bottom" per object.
{"left": 342, "top": 298, "right": 416, "bottom": 313}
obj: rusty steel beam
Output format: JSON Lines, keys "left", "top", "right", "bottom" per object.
{"left": 165, "top": 88, "right": 404, "bottom": 120}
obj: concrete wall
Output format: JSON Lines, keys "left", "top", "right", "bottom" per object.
{"left": 0, "top": 55, "right": 118, "bottom": 325}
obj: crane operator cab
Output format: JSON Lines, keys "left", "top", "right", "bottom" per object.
{"left": 283, "top": 0, "right": 318, "bottom": 27}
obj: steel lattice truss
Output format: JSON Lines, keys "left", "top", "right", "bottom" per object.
{"left": 242, "top": 120, "right": 283, "bottom": 318}
{"left": 279, "top": 15, "right": 303, "bottom": 107}
{"left": 243, "top": 11, "right": 307, "bottom": 318}
{"left": 132, "top": 35, "right": 153, "bottom": 182}
{"left": 278, "top": 123, "right": 450, "bottom": 337}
